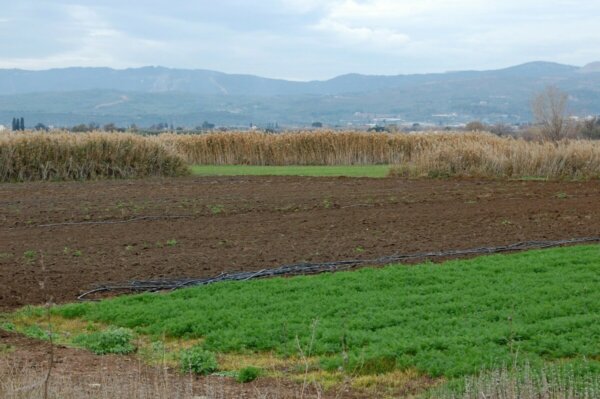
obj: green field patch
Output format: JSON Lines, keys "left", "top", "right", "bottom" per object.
{"left": 190, "top": 164, "right": 392, "bottom": 178}
{"left": 49, "top": 245, "right": 600, "bottom": 380}
{"left": 4, "top": 246, "right": 599, "bottom": 395}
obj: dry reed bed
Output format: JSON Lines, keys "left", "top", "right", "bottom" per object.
{"left": 157, "top": 131, "right": 600, "bottom": 179}
{"left": 387, "top": 133, "right": 600, "bottom": 180}
{"left": 155, "top": 131, "right": 416, "bottom": 165}
{"left": 2, "top": 131, "right": 600, "bottom": 181}
{"left": 0, "top": 132, "right": 189, "bottom": 182}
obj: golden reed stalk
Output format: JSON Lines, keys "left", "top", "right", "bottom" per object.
{"left": 2, "top": 130, "right": 600, "bottom": 181}
{"left": 0, "top": 132, "right": 189, "bottom": 182}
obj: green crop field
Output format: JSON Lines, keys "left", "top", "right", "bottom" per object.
{"left": 47, "top": 245, "right": 600, "bottom": 381}
{"left": 190, "top": 164, "right": 391, "bottom": 178}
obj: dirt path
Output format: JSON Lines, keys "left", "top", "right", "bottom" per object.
{"left": 2, "top": 176, "right": 599, "bottom": 310}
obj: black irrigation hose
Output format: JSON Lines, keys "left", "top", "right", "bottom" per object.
{"left": 77, "top": 236, "right": 600, "bottom": 301}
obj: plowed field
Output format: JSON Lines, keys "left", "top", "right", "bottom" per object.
{"left": 2, "top": 176, "right": 599, "bottom": 310}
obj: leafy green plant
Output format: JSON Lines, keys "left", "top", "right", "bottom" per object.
{"left": 236, "top": 366, "right": 261, "bottom": 383}
{"left": 208, "top": 204, "right": 224, "bottom": 215}
{"left": 23, "top": 250, "right": 37, "bottom": 263}
{"left": 0, "top": 322, "right": 16, "bottom": 332}
{"left": 555, "top": 192, "right": 569, "bottom": 199}
{"left": 23, "top": 324, "right": 50, "bottom": 341}
{"left": 63, "top": 247, "right": 82, "bottom": 257}
{"left": 179, "top": 346, "right": 218, "bottom": 375}
{"left": 73, "top": 327, "right": 136, "bottom": 355}
{"left": 166, "top": 239, "right": 178, "bottom": 247}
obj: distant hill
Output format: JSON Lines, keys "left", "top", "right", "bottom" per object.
{"left": 580, "top": 62, "right": 600, "bottom": 74}
{"left": 1, "top": 61, "right": 599, "bottom": 127}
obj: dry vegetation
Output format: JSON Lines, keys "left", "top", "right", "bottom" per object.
{"left": 0, "top": 132, "right": 189, "bottom": 182}
{"left": 156, "top": 130, "right": 413, "bottom": 165}
{"left": 431, "top": 362, "right": 600, "bottom": 399}
{"left": 158, "top": 131, "right": 600, "bottom": 179}
{"left": 387, "top": 133, "right": 600, "bottom": 180}
{"left": 0, "top": 359, "right": 195, "bottom": 399}
{"left": 2, "top": 130, "right": 600, "bottom": 181}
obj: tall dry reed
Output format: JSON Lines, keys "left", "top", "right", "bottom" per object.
{"left": 0, "top": 132, "right": 189, "bottom": 182}
{"left": 388, "top": 133, "right": 600, "bottom": 180}
{"left": 154, "top": 131, "right": 421, "bottom": 165}
{"left": 3, "top": 131, "right": 600, "bottom": 181}
{"left": 157, "top": 131, "right": 600, "bottom": 179}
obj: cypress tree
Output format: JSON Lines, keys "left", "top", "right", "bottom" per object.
{"left": 11, "top": 117, "right": 16, "bottom": 131}
{"left": 20, "top": 117, "right": 25, "bottom": 131}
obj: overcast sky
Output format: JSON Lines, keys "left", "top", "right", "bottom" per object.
{"left": 1, "top": 0, "right": 599, "bottom": 80}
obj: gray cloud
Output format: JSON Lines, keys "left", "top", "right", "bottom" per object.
{"left": 0, "top": 0, "right": 598, "bottom": 79}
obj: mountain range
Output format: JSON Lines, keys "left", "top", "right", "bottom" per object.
{"left": 1, "top": 61, "right": 599, "bottom": 128}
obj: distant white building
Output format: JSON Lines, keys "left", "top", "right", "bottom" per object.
{"left": 0, "top": 125, "right": 6, "bottom": 132}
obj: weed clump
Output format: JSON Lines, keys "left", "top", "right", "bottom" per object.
{"left": 236, "top": 366, "right": 261, "bottom": 383}
{"left": 73, "top": 327, "right": 136, "bottom": 355}
{"left": 180, "top": 346, "right": 218, "bottom": 375}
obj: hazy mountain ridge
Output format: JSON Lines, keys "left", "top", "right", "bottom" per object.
{"left": 1, "top": 61, "right": 599, "bottom": 127}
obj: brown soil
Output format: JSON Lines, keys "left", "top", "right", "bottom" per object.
{"left": 2, "top": 176, "right": 599, "bottom": 398}
{"left": 2, "top": 176, "right": 600, "bottom": 310}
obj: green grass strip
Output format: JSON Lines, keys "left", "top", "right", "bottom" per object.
{"left": 190, "top": 165, "right": 391, "bottom": 178}
{"left": 56, "top": 245, "right": 600, "bottom": 377}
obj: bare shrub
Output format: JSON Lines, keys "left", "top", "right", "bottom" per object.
{"left": 577, "top": 117, "right": 600, "bottom": 140}
{"left": 465, "top": 121, "right": 486, "bottom": 132}
{"left": 531, "top": 86, "right": 574, "bottom": 141}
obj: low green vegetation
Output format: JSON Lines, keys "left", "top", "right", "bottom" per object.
{"left": 236, "top": 366, "right": 262, "bottom": 383}
{"left": 0, "top": 343, "right": 13, "bottom": 354}
{"left": 72, "top": 327, "right": 136, "bottom": 355}
{"left": 179, "top": 346, "right": 218, "bottom": 375}
{"left": 22, "top": 250, "right": 37, "bottom": 263}
{"left": 190, "top": 164, "right": 391, "bottom": 178}
{"left": 54, "top": 245, "right": 599, "bottom": 379}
